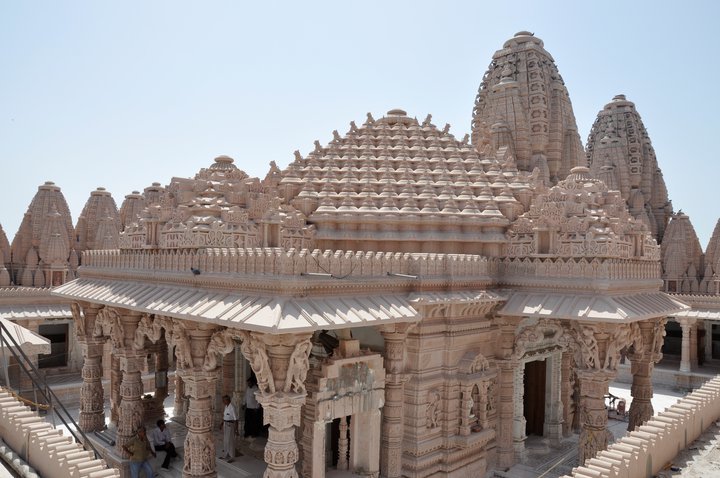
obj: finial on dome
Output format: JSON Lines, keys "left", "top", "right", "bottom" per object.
{"left": 214, "top": 155, "right": 234, "bottom": 164}
{"left": 515, "top": 31, "right": 534, "bottom": 37}
{"left": 387, "top": 108, "right": 407, "bottom": 116}
{"left": 613, "top": 94, "right": 626, "bottom": 101}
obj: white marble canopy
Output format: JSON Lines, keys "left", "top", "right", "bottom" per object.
{"left": 498, "top": 290, "right": 688, "bottom": 322}
{"left": 52, "top": 278, "right": 419, "bottom": 333}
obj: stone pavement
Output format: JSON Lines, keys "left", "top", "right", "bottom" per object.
{"left": 494, "top": 383, "right": 685, "bottom": 478}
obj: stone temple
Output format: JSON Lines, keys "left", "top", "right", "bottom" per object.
{"left": 1, "top": 31, "right": 720, "bottom": 478}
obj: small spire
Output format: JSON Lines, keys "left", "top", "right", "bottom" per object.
{"left": 365, "top": 112, "right": 375, "bottom": 125}
{"left": 423, "top": 114, "right": 432, "bottom": 126}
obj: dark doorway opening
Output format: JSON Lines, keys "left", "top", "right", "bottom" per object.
{"left": 523, "top": 359, "right": 546, "bottom": 436}
{"left": 38, "top": 323, "right": 68, "bottom": 368}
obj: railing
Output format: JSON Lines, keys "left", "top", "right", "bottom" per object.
{"left": 81, "top": 248, "right": 494, "bottom": 279}
{"left": 0, "top": 321, "right": 102, "bottom": 460}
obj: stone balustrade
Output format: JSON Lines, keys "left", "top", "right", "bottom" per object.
{"left": 80, "top": 248, "right": 661, "bottom": 285}
{"left": 81, "top": 248, "right": 494, "bottom": 279}
{"left": 560, "top": 375, "right": 720, "bottom": 478}
{"left": 0, "top": 390, "right": 119, "bottom": 478}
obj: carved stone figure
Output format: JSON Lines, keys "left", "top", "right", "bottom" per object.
{"left": 284, "top": 338, "right": 312, "bottom": 394}
{"left": 426, "top": 390, "right": 440, "bottom": 429}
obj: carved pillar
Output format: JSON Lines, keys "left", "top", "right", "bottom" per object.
{"left": 180, "top": 323, "right": 220, "bottom": 478}
{"left": 543, "top": 352, "right": 563, "bottom": 443}
{"left": 350, "top": 410, "right": 381, "bottom": 477}
{"left": 79, "top": 338, "right": 106, "bottom": 431}
{"left": 116, "top": 349, "right": 146, "bottom": 451}
{"left": 512, "top": 364, "right": 526, "bottom": 459}
{"left": 560, "top": 351, "right": 574, "bottom": 437}
{"left": 495, "top": 316, "right": 521, "bottom": 469}
{"left": 679, "top": 318, "right": 695, "bottom": 373}
{"left": 378, "top": 324, "right": 413, "bottom": 478}
{"left": 705, "top": 321, "right": 713, "bottom": 362}
{"left": 154, "top": 333, "right": 169, "bottom": 412}
{"left": 690, "top": 320, "right": 699, "bottom": 369}
{"left": 174, "top": 374, "right": 186, "bottom": 419}
{"left": 337, "top": 416, "right": 349, "bottom": 470}
{"left": 239, "top": 332, "right": 312, "bottom": 478}
{"left": 110, "top": 353, "right": 122, "bottom": 425}
{"left": 181, "top": 371, "right": 218, "bottom": 477}
{"left": 576, "top": 369, "right": 614, "bottom": 465}
{"left": 627, "top": 319, "right": 666, "bottom": 431}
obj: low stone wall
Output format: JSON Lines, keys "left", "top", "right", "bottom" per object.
{"left": 0, "top": 389, "right": 120, "bottom": 478}
{"left": 561, "top": 375, "right": 720, "bottom": 478}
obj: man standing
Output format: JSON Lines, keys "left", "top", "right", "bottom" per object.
{"left": 151, "top": 419, "right": 177, "bottom": 469}
{"left": 122, "top": 426, "right": 156, "bottom": 478}
{"left": 220, "top": 395, "right": 238, "bottom": 462}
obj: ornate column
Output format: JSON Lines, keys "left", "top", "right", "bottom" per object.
{"left": 377, "top": 323, "right": 413, "bottom": 478}
{"left": 627, "top": 318, "right": 666, "bottom": 431}
{"left": 174, "top": 375, "right": 186, "bottom": 419}
{"left": 512, "top": 364, "right": 526, "bottom": 459}
{"left": 180, "top": 322, "right": 221, "bottom": 478}
{"left": 576, "top": 368, "right": 615, "bottom": 465}
{"left": 113, "top": 309, "right": 147, "bottom": 452}
{"left": 705, "top": 321, "right": 713, "bottom": 362}
{"left": 251, "top": 333, "right": 312, "bottom": 478}
{"left": 72, "top": 303, "right": 107, "bottom": 432}
{"left": 572, "top": 323, "right": 638, "bottom": 465}
{"left": 543, "top": 352, "right": 563, "bottom": 443}
{"left": 495, "top": 317, "right": 521, "bottom": 469}
{"left": 679, "top": 317, "right": 695, "bottom": 373}
{"left": 154, "top": 333, "right": 169, "bottom": 412}
{"left": 560, "top": 351, "right": 574, "bottom": 437}
{"left": 337, "top": 416, "right": 349, "bottom": 470}
{"left": 80, "top": 338, "right": 107, "bottom": 431}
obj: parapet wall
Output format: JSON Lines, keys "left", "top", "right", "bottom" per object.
{"left": 0, "top": 389, "right": 120, "bottom": 478}
{"left": 561, "top": 376, "right": 720, "bottom": 478}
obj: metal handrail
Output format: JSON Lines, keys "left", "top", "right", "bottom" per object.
{"left": 0, "top": 321, "right": 103, "bottom": 460}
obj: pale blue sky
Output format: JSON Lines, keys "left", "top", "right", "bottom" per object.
{"left": 1, "top": 1, "right": 718, "bottom": 246}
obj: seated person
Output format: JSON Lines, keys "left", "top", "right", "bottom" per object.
{"left": 151, "top": 419, "right": 177, "bottom": 469}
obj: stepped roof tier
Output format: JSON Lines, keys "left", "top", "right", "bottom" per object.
{"left": 279, "top": 108, "right": 534, "bottom": 255}
{"left": 506, "top": 166, "right": 659, "bottom": 262}
{"left": 661, "top": 212, "right": 703, "bottom": 293}
{"left": 586, "top": 95, "right": 672, "bottom": 243}
{"left": 471, "top": 32, "right": 584, "bottom": 185}
{"left": 119, "top": 155, "right": 315, "bottom": 250}
{"left": 75, "top": 187, "right": 121, "bottom": 252}
{"left": 10, "top": 181, "right": 76, "bottom": 286}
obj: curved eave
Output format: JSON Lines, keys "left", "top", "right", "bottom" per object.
{"left": 497, "top": 290, "right": 689, "bottom": 323}
{"left": 52, "top": 278, "right": 419, "bottom": 334}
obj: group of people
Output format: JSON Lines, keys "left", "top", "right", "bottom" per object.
{"left": 220, "top": 375, "right": 265, "bottom": 462}
{"left": 123, "top": 375, "right": 265, "bottom": 476}
{"left": 122, "top": 419, "right": 177, "bottom": 478}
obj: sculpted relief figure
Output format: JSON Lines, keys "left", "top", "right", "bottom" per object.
{"left": 133, "top": 313, "right": 164, "bottom": 349}
{"left": 426, "top": 390, "right": 440, "bottom": 429}
{"left": 239, "top": 332, "right": 275, "bottom": 394}
{"left": 203, "top": 328, "right": 239, "bottom": 371}
{"left": 577, "top": 326, "right": 600, "bottom": 370}
{"left": 284, "top": 338, "right": 312, "bottom": 394}
{"left": 94, "top": 307, "right": 123, "bottom": 349}
{"left": 71, "top": 302, "right": 85, "bottom": 339}
{"left": 168, "top": 320, "right": 193, "bottom": 370}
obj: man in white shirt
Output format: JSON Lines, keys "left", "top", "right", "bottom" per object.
{"left": 221, "top": 395, "right": 238, "bottom": 462}
{"left": 151, "top": 419, "right": 177, "bottom": 469}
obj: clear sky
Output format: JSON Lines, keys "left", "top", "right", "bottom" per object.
{"left": 1, "top": 1, "right": 718, "bottom": 246}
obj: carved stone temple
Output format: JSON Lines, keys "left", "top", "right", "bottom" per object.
{"left": 2, "top": 31, "right": 720, "bottom": 478}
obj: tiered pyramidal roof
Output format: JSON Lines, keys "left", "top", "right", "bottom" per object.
{"left": 280, "top": 109, "right": 535, "bottom": 255}
{"left": 586, "top": 95, "right": 672, "bottom": 243}
{"left": 472, "top": 31, "right": 584, "bottom": 185}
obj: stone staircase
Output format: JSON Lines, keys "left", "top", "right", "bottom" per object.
{"left": 0, "top": 389, "right": 119, "bottom": 478}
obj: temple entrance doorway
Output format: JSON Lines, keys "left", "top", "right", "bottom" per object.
{"left": 523, "top": 359, "right": 546, "bottom": 436}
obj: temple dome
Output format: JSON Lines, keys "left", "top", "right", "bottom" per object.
{"left": 587, "top": 95, "right": 672, "bottom": 243}
{"left": 472, "top": 33, "right": 584, "bottom": 184}
{"left": 280, "top": 109, "right": 534, "bottom": 255}
{"left": 701, "top": 218, "right": 720, "bottom": 294}
{"left": 75, "top": 187, "right": 121, "bottom": 252}
{"left": 660, "top": 212, "right": 703, "bottom": 293}
{"left": 10, "top": 181, "right": 75, "bottom": 285}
